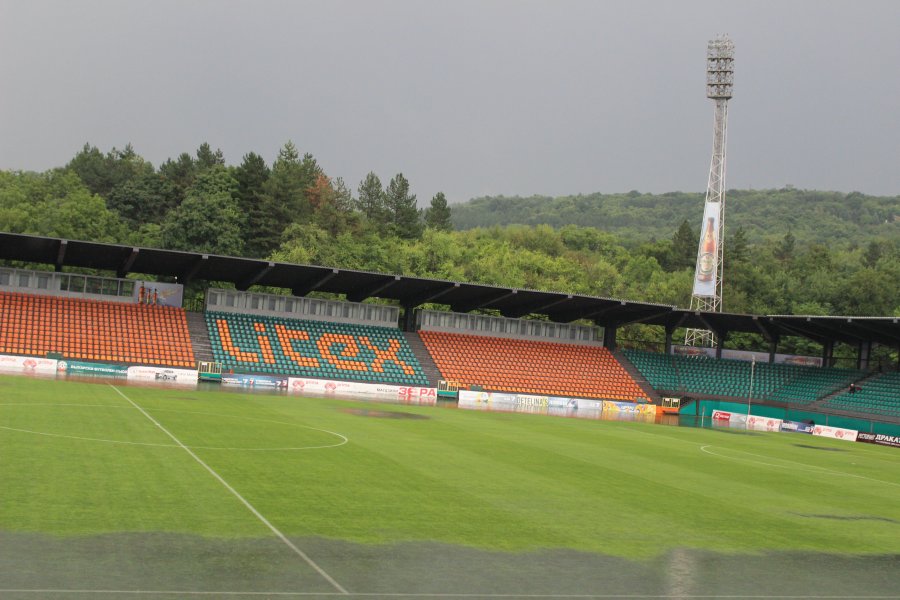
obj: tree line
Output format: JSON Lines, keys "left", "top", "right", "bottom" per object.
{"left": 452, "top": 189, "right": 900, "bottom": 248}
{"left": 43, "top": 141, "right": 453, "bottom": 258}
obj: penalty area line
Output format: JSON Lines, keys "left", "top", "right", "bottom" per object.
{"left": 107, "top": 384, "right": 348, "bottom": 595}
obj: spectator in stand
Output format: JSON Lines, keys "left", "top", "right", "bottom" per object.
{"left": 138, "top": 283, "right": 145, "bottom": 304}
{"left": 849, "top": 383, "right": 857, "bottom": 394}
{"left": 153, "top": 288, "right": 159, "bottom": 305}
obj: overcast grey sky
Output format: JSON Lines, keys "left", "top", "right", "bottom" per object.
{"left": 1, "top": 0, "right": 898, "bottom": 204}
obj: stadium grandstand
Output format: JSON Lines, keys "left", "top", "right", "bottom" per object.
{"left": 622, "top": 348, "right": 863, "bottom": 405}
{"left": 0, "top": 232, "right": 898, "bottom": 428}
{"left": 418, "top": 310, "right": 648, "bottom": 401}
{"left": 0, "top": 283, "right": 194, "bottom": 368}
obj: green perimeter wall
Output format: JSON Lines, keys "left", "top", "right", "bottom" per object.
{"left": 680, "top": 400, "right": 900, "bottom": 437}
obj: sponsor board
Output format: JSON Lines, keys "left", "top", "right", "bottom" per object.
{"left": 459, "top": 391, "right": 615, "bottom": 412}
{"left": 712, "top": 409, "right": 733, "bottom": 422}
{"left": 133, "top": 281, "right": 184, "bottom": 307}
{"left": 288, "top": 378, "right": 437, "bottom": 405}
{"left": 710, "top": 410, "right": 748, "bottom": 428}
{"left": 458, "top": 392, "right": 654, "bottom": 421}
{"left": 780, "top": 420, "right": 814, "bottom": 434}
{"left": 746, "top": 415, "right": 783, "bottom": 432}
{"left": 458, "top": 395, "right": 654, "bottom": 422}
{"left": 604, "top": 401, "right": 657, "bottom": 415}
{"left": 0, "top": 354, "right": 58, "bottom": 375}
{"left": 126, "top": 366, "right": 199, "bottom": 387}
{"left": 856, "top": 432, "right": 900, "bottom": 449}
{"left": 459, "top": 395, "right": 557, "bottom": 415}
{"left": 812, "top": 425, "right": 858, "bottom": 442}
{"left": 576, "top": 399, "right": 605, "bottom": 410}
{"left": 62, "top": 360, "right": 128, "bottom": 377}
{"left": 692, "top": 201, "right": 720, "bottom": 297}
{"left": 222, "top": 374, "right": 288, "bottom": 389}
{"left": 458, "top": 391, "right": 544, "bottom": 406}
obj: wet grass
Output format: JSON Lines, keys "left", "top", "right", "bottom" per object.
{"left": 1, "top": 374, "right": 899, "bottom": 560}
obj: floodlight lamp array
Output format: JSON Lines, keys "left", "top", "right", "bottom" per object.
{"left": 706, "top": 35, "right": 734, "bottom": 99}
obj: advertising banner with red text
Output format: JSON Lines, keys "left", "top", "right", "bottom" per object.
{"left": 0, "top": 354, "right": 58, "bottom": 375}
{"left": 746, "top": 415, "right": 783, "bottom": 432}
{"left": 812, "top": 425, "right": 858, "bottom": 442}
{"left": 710, "top": 409, "right": 749, "bottom": 429}
{"left": 288, "top": 377, "right": 437, "bottom": 405}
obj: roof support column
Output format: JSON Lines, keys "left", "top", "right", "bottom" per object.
{"left": 857, "top": 340, "right": 872, "bottom": 371}
{"left": 602, "top": 323, "right": 618, "bottom": 351}
{"left": 664, "top": 326, "right": 674, "bottom": 355}
{"left": 821, "top": 339, "right": 834, "bottom": 368}
{"left": 768, "top": 339, "right": 778, "bottom": 364}
{"left": 401, "top": 305, "right": 417, "bottom": 332}
{"left": 715, "top": 330, "right": 728, "bottom": 359}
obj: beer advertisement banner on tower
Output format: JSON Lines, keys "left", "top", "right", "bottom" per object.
{"left": 692, "top": 201, "right": 720, "bottom": 297}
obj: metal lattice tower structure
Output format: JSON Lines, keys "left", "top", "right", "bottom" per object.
{"left": 685, "top": 35, "right": 734, "bottom": 348}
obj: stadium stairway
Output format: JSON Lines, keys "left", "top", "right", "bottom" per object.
{"left": 806, "top": 370, "right": 881, "bottom": 411}
{"left": 613, "top": 349, "right": 662, "bottom": 404}
{"left": 404, "top": 331, "right": 443, "bottom": 388}
{"left": 186, "top": 311, "right": 215, "bottom": 364}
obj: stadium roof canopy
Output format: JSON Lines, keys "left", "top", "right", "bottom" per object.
{"left": 2, "top": 232, "right": 899, "bottom": 348}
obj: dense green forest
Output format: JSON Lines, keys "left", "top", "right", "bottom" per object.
{"left": 453, "top": 190, "right": 900, "bottom": 247}
{"left": 1, "top": 142, "right": 898, "bottom": 361}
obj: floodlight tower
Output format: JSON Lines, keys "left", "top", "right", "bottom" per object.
{"left": 685, "top": 35, "right": 734, "bottom": 348}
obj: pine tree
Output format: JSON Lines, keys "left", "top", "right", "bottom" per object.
{"left": 384, "top": 173, "right": 422, "bottom": 239}
{"left": 157, "top": 152, "right": 197, "bottom": 209}
{"left": 727, "top": 226, "right": 749, "bottom": 263}
{"left": 356, "top": 172, "right": 387, "bottom": 231}
{"left": 195, "top": 142, "right": 225, "bottom": 172}
{"left": 254, "top": 142, "right": 320, "bottom": 255}
{"left": 671, "top": 219, "right": 699, "bottom": 270}
{"left": 776, "top": 230, "right": 796, "bottom": 262}
{"left": 233, "top": 152, "right": 271, "bottom": 257}
{"left": 424, "top": 192, "right": 452, "bottom": 231}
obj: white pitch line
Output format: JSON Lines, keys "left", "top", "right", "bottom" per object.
{"left": 108, "top": 385, "right": 348, "bottom": 595}
{"left": 0, "top": 402, "right": 349, "bottom": 451}
{"left": 0, "top": 423, "right": 346, "bottom": 451}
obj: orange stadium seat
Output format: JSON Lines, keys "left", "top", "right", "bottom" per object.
{"left": 419, "top": 330, "right": 647, "bottom": 402}
{"left": 0, "top": 291, "right": 195, "bottom": 368}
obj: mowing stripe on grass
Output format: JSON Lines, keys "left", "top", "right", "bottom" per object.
{"left": 1, "top": 589, "right": 896, "bottom": 598}
{"left": 108, "top": 385, "right": 348, "bottom": 595}
{"left": 700, "top": 445, "right": 900, "bottom": 488}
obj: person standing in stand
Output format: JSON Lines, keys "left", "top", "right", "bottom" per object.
{"left": 153, "top": 288, "right": 159, "bottom": 305}
{"left": 138, "top": 282, "right": 145, "bottom": 304}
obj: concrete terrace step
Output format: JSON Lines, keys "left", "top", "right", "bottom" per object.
{"left": 186, "top": 310, "right": 215, "bottom": 364}
{"left": 404, "top": 331, "right": 443, "bottom": 389}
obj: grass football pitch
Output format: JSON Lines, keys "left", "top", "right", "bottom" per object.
{"left": 1, "top": 374, "right": 898, "bottom": 599}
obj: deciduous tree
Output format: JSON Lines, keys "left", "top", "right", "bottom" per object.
{"left": 160, "top": 167, "right": 244, "bottom": 256}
